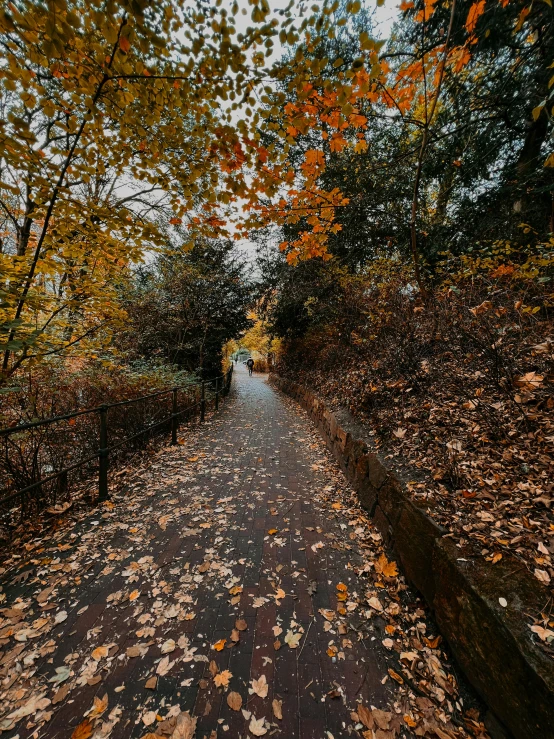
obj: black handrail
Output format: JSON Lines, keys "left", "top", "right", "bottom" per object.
{"left": 0, "top": 375, "right": 218, "bottom": 436}
{"left": 0, "top": 365, "right": 234, "bottom": 513}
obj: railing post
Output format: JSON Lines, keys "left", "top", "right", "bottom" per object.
{"left": 200, "top": 381, "right": 206, "bottom": 422}
{"left": 215, "top": 377, "right": 219, "bottom": 411}
{"left": 98, "top": 405, "right": 109, "bottom": 502}
{"left": 171, "top": 387, "right": 178, "bottom": 445}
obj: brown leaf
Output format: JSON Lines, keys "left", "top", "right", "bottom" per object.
{"left": 235, "top": 619, "right": 247, "bottom": 631}
{"left": 230, "top": 628, "right": 240, "bottom": 642}
{"left": 373, "top": 708, "right": 392, "bottom": 730}
{"left": 272, "top": 698, "right": 283, "bottom": 720}
{"left": 170, "top": 711, "right": 197, "bottom": 739}
{"left": 209, "top": 660, "right": 219, "bottom": 678}
{"left": 37, "top": 586, "right": 54, "bottom": 603}
{"left": 388, "top": 668, "right": 404, "bottom": 684}
{"left": 227, "top": 691, "right": 242, "bottom": 711}
{"left": 357, "top": 704, "right": 374, "bottom": 730}
{"left": 52, "top": 683, "right": 70, "bottom": 705}
{"left": 145, "top": 676, "right": 157, "bottom": 690}
{"left": 423, "top": 635, "right": 442, "bottom": 649}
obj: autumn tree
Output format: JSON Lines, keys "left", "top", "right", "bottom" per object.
{"left": 250, "top": 0, "right": 553, "bottom": 288}
{"left": 121, "top": 239, "right": 253, "bottom": 377}
{"left": 0, "top": 0, "right": 289, "bottom": 384}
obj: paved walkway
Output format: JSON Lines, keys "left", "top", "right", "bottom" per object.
{"left": 0, "top": 366, "right": 480, "bottom": 739}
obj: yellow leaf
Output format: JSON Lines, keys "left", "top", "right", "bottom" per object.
{"left": 214, "top": 669, "right": 232, "bottom": 687}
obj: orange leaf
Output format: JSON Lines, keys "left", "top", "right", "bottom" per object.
{"left": 465, "top": 0, "right": 486, "bottom": 33}
{"left": 423, "top": 635, "right": 442, "bottom": 649}
{"left": 213, "top": 639, "right": 226, "bottom": 652}
{"left": 119, "top": 36, "right": 131, "bottom": 53}
{"left": 336, "top": 583, "right": 348, "bottom": 592}
{"left": 169, "top": 217, "right": 182, "bottom": 225}
{"left": 388, "top": 668, "right": 404, "bottom": 684}
{"left": 214, "top": 669, "right": 232, "bottom": 687}
{"left": 71, "top": 720, "right": 93, "bottom": 739}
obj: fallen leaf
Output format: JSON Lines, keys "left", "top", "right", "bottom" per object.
{"left": 49, "top": 665, "right": 71, "bottom": 684}
{"left": 367, "top": 596, "right": 383, "bottom": 612}
{"left": 272, "top": 699, "right": 283, "bottom": 720}
{"left": 88, "top": 693, "right": 108, "bottom": 719}
{"left": 534, "top": 568, "right": 551, "bottom": 585}
{"left": 357, "top": 704, "right": 374, "bottom": 730}
{"left": 235, "top": 619, "right": 247, "bottom": 631}
{"left": 388, "top": 668, "right": 404, "bottom": 684}
{"left": 250, "top": 674, "right": 268, "bottom": 698}
{"left": 171, "top": 711, "right": 197, "bottom": 739}
{"left": 214, "top": 669, "right": 232, "bottom": 687}
{"left": 161, "top": 638, "right": 176, "bottom": 654}
{"left": 72, "top": 719, "right": 93, "bottom": 739}
{"left": 145, "top": 676, "right": 157, "bottom": 690}
{"left": 212, "top": 639, "right": 226, "bottom": 651}
{"left": 375, "top": 553, "right": 398, "bottom": 578}
{"left": 91, "top": 645, "right": 109, "bottom": 661}
{"left": 52, "top": 683, "right": 70, "bottom": 705}
{"left": 209, "top": 660, "right": 218, "bottom": 678}
{"left": 423, "top": 635, "right": 442, "bottom": 649}
{"left": 530, "top": 624, "right": 554, "bottom": 641}
{"left": 227, "top": 691, "right": 243, "bottom": 711}
{"left": 142, "top": 711, "right": 157, "bottom": 726}
{"left": 156, "top": 656, "right": 175, "bottom": 676}
{"left": 249, "top": 715, "right": 268, "bottom": 736}
{"left": 7, "top": 693, "right": 51, "bottom": 720}
{"left": 284, "top": 631, "right": 301, "bottom": 648}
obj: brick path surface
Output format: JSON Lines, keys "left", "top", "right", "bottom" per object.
{"left": 0, "top": 366, "right": 481, "bottom": 739}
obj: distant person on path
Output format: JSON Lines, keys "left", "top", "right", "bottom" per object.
{"left": 246, "top": 357, "right": 254, "bottom": 376}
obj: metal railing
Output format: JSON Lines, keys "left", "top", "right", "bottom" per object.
{"left": 0, "top": 365, "right": 233, "bottom": 516}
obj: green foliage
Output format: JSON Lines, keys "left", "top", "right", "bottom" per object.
{"left": 121, "top": 239, "right": 253, "bottom": 376}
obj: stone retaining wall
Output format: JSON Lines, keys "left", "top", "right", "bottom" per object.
{"left": 269, "top": 374, "right": 554, "bottom": 739}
